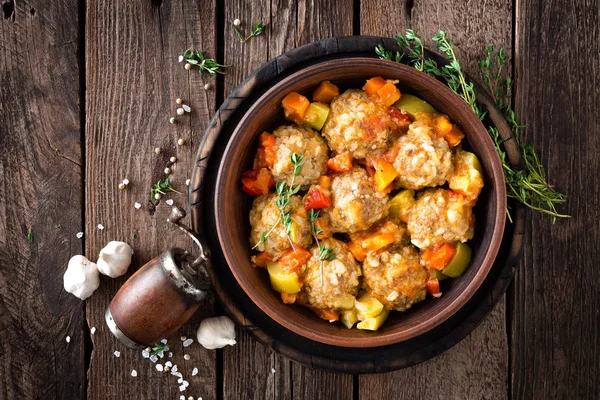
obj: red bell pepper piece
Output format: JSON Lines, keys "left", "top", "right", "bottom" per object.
{"left": 241, "top": 168, "right": 275, "bottom": 196}
{"left": 303, "top": 185, "right": 332, "bottom": 210}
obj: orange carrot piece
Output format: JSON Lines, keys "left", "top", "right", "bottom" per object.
{"left": 433, "top": 116, "right": 453, "bottom": 136}
{"left": 374, "top": 159, "right": 399, "bottom": 192}
{"left": 312, "top": 81, "right": 340, "bottom": 103}
{"left": 282, "top": 92, "right": 310, "bottom": 122}
{"left": 259, "top": 132, "right": 276, "bottom": 147}
{"left": 278, "top": 246, "right": 312, "bottom": 273}
{"left": 376, "top": 82, "right": 401, "bottom": 106}
{"left": 347, "top": 241, "right": 367, "bottom": 262}
{"left": 307, "top": 306, "right": 340, "bottom": 322}
{"left": 363, "top": 77, "right": 386, "bottom": 96}
{"left": 326, "top": 153, "right": 353, "bottom": 172}
{"left": 422, "top": 243, "right": 457, "bottom": 270}
{"left": 444, "top": 125, "right": 465, "bottom": 147}
{"left": 252, "top": 252, "right": 273, "bottom": 268}
{"left": 280, "top": 292, "right": 298, "bottom": 304}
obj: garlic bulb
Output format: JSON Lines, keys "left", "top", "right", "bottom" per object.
{"left": 96, "top": 241, "right": 133, "bottom": 278}
{"left": 63, "top": 255, "right": 100, "bottom": 300}
{"left": 196, "top": 316, "right": 237, "bottom": 349}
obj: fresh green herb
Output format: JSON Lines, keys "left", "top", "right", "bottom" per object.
{"left": 376, "top": 29, "right": 568, "bottom": 222}
{"left": 375, "top": 44, "right": 403, "bottom": 63}
{"left": 253, "top": 153, "right": 304, "bottom": 249}
{"left": 131, "top": 232, "right": 137, "bottom": 240}
{"left": 56, "top": 224, "right": 62, "bottom": 229}
{"left": 183, "top": 49, "right": 230, "bottom": 75}
{"left": 318, "top": 244, "right": 336, "bottom": 262}
{"left": 27, "top": 228, "right": 33, "bottom": 243}
{"left": 151, "top": 343, "right": 168, "bottom": 356}
{"left": 234, "top": 21, "right": 265, "bottom": 43}
{"left": 308, "top": 209, "right": 335, "bottom": 286}
{"left": 150, "top": 178, "right": 180, "bottom": 203}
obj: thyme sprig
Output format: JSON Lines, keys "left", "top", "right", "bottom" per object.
{"left": 234, "top": 21, "right": 265, "bottom": 43}
{"left": 183, "top": 49, "right": 230, "bottom": 75}
{"left": 376, "top": 29, "right": 568, "bottom": 222}
{"left": 150, "top": 178, "right": 180, "bottom": 203}
{"left": 151, "top": 343, "right": 168, "bottom": 357}
{"left": 308, "top": 209, "right": 336, "bottom": 286}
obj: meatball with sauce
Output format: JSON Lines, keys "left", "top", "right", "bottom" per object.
{"left": 392, "top": 122, "right": 454, "bottom": 190}
{"left": 407, "top": 188, "right": 475, "bottom": 250}
{"left": 301, "top": 238, "right": 361, "bottom": 310}
{"left": 322, "top": 89, "right": 397, "bottom": 159}
{"left": 270, "top": 125, "right": 329, "bottom": 188}
{"left": 327, "top": 167, "right": 389, "bottom": 233}
{"left": 249, "top": 193, "right": 312, "bottom": 257}
{"left": 363, "top": 244, "right": 428, "bottom": 311}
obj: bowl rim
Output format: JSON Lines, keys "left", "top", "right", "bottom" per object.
{"left": 214, "top": 57, "right": 507, "bottom": 347}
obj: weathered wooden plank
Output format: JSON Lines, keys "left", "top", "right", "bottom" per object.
{"left": 221, "top": 1, "right": 353, "bottom": 399}
{"left": 85, "top": 1, "right": 217, "bottom": 399}
{"left": 0, "top": 0, "right": 85, "bottom": 398}
{"left": 511, "top": 0, "right": 600, "bottom": 398}
{"left": 359, "top": 0, "right": 512, "bottom": 398}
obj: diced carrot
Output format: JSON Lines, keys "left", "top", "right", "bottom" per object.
{"left": 347, "top": 241, "right": 367, "bottom": 262}
{"left": 318, "top": 175, "right": 331, "bottom": 190}
{"left": 433, "top": 116, "right": 453, "bottom": 136}
{"left": 363, "top": 76, "right": 386, "bottom": 96}
{"left": 361, "top": 232, "right": 397, "bottom": 252}
{"left": 376, "top": 82, "right": 401, "bottom": 106}
{"left": 278, "top": 246, "right": 312, "bottom": 273}
{"left": 307, "top": 306, "right": 340, "bottom": 322}
{"left": 303, "top": 185, "right": 332, "bottom": 210}
{"left": 326, "top": 153, "right": 353, "bottom": 173}
{"left": 444, "top": 125, "right": 465, "bottom": 147}
{"left": 252, "top": 252, "right": 273, "bottom": 268}
{"left": 259, "top": 132, "right": 276, "bottom": 147}
{"left": 282, "top": 92, "right": 310, "bottom": 122}
{"left": 426, "top": 278, "right": 442, "bottom": 298}
{"left": 312, "top": 81, "right": 339, "bottom": 103}
{"left": 241, "top": 168, "right": 275, "bottom": 196}
{"left": 422, "top": 243, "right": 457, "bottom": 270}
{"left": 374, "top": 159, "right": 399, "bottom": 192}
{"left": 315, "top": 217, "right": 332, "bottom": 240}
{"left": 280, "top": 292, "right": 298, "bottom": 304}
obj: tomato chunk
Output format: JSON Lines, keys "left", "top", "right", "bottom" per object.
{"left": 426, "top": 278, "right": 442, "bottom": 298}
{"left": 326, "top": 153, "right": 353, "bottom": 172}
{"left": 278, "top": 246, "right": 312, "bottom": 273}
{"left": 241, "top": 168, "right": 275, "bottom": 196}
{"left": 303, "top": 185, "right": 332, "bottom": 210}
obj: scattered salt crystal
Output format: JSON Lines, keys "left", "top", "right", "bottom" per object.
{"left": 156, "top": 364, "right": 163, "bottom": 372}
{"left": 97, "top": 224, "right": 104, "bottom": 230}
{"left": 179, "top": 385, "right": 186, "bottom": 392}
{"left": 178, "top": 378, "right": 183, "bottom": 384}
{"left": 66, "top": 336, "right": 71, "bottom": 343}
{"left": 180, "top": 396, "right": 185, "bottom": 400}
{"left": 185, "top": 179, "right": 190, "bottom": 186}
{"left": 122, "top": 179, "right": 130, "bottom": 185}
{"left": 182, "top": 104, "right": 191, "bottom": 113}
{"left": 142, "top": 350, "right": 150, "bottom": 358}
{"left": 114, "top": 351, "right": 120, "bottom": 358}
{"left": 134, "top": 202, "right": 141, "bottom": 209}
{"left": 168, "top": 352, "right": 173, "bottom": 358}
{"left": 172, "top": 365, "right": 178, "bottom": 373}
{"left": 192, "top": 367, "right": 198, "bottom": 376}
{"left": 166, "top": 199, "right": 174, "bottom": 206}
{"left": 198, "top": 397, "right": 203, "bottom": 400}
{"left": 150, "top": 354, "right": 158, "bottom": 363}
{"left": 183, "top": 338, "right": 193, "bottom": 347}
{"left": 90, "top": 327, "right": 96, "bottom": 335}
{"left": 182, "top": 380, "right": 189, "bottom": 388}
{"left": 131, "top": 370, "right": 137, "bottom": 377}
{"left": 161, "top": 339, "right": 168, "bottom": 344}
{"left": 165, "top": 361, "right": 173, "bottom": 367}
{"left": 180, "top": 336, "right": 187, "bottom": 341}
{"left": 183, "top": 354, "right": 190, "bottom": 360}
{"left": 172, "top": 371, "right": 182, "bottom": 378}
{"left": 178, "top": 55, "right": 184, "bottom": 63}
{"left": 158, "top": 350, "right": 165, "bottom": 358}
{"left": 188, "top": 397, "right": 194, "bottom": 400}
{"left": 271, "top": 368, "right": 276, "bottom": 374}
{"left": 76, "top": 232, "right": 84, "bottom": 239}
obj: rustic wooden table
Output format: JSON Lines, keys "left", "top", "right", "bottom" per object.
{"left": 1, "top": 0, "right": 598, "bottom": 399}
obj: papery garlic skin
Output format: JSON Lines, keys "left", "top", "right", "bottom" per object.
{"left": 63, "top": 255, "right": 100, "bottom": 300}
{"left": 96, "top": 241, "right": 133, "bottom": 278}
{"left": 197, "top": 316, "right": 237, "bottom": 349}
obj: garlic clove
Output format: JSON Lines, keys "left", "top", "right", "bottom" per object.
{"left": 196, "top": 316, "right": 237, "bottom": 350}
{"left": 96, "top": 241, "right": 133, "bottom": 278}
{"left": 63, "top": 255, "right": 100, "bottom": 300}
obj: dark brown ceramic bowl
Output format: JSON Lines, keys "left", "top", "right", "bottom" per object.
{"left": 214, "top": 58, "right": 506, "bottom": 348}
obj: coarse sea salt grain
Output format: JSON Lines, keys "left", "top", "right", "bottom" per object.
{"left": 183, "top": 338, "right": 193, "bottom": 347}
{"left": 142, "top": 350, "right": 150, "bottom": 358}
{"left": 150, "top": 355, "right": 158, "bottom": 363}
{"left": 183, "top": 354, "right": 190, "bottom": 360}
{"left": 178, "top": 55, "right": 184, "bottom": 63}
{"left": 90, "top": 327, "right": 96, "bottom": 335}
{"left": 97, "top": 224, "right": 104, "bottom": 230}
{"left": 158, "top": 350, "right": 165, "bottom": 358}
{"left": 134, "top": 202, "right": 141, "bottom": 209}
{"left": 76, "top": 232, "right": 84, "bottom": 239}
{"left": 66, "top": 336, "right": 71, "bottom": 343}
{"left": 161, "top": 339, "right": 168, "bottom": 344}
{"left": 166, "top": 199, "right": 174, "bottom": 206}
{"left": 156, "top": 364, "right": 163, "bottom": 372}
{"left": 178, "top": 378, "right": 183, "bottom": 384}
{"left": 180, "top": 396, "right": 185, "bottom": 400}
{"left": 271, "top": 368, "right": 276, "bottom": 374}
{"left": 192, "top": 368, "right": 198, "bottom": 376}
{"left": 114, "top": 351, "right": 120, "bottom": 358}
{"left": 172, "top": 371, "right": 182, "bottom": 378}
{"left": 165, "top": 361, "right": 173, "bottom": 367}
{"left": 131, "top": 370, "right": 137, "bottom": 377}
{"left": 172, "top": 365, "right": 178, "bottom": 373}
{"left": 168, "top": 352, "right": 173, "bottom": 358}
{"left": 179, "top": 385, "right": 186, "bottom": 392}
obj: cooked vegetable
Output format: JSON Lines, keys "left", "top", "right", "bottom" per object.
{"left": 354, "top": 293, "right": 385, "bottom": 320}
{"left": 333, "top": 294, "right": 356, "bottom": 310}
{"left": 303, "top": 184, "right": 332, "bottom": 210}
{"left": 254, "top": 132, "right": 277, "bottom": 168}
{"left": 303, "top": 102, "right": 330, "bottom": 131}
{"left": 449, "top": 151, "right": 484, "bottom": 201}
{"left": 347, "top": 241, "right": 367, "bottom": 262}
{"left": 282, "top": 92, "right": 310, "bottom": 122}
{"left": 280, "top": 292, "right": 298, "bottom": 304}
{"left": 251, "top": 252, "right": 273, "bottom": 268}
{"left": 278, "top": 246, "right": 312, "bottom": 272}
{"left": 421, "top": 243, "right": 457, "bottom": 271}
{"left": 363, "top": 76, "right": 386, "bottom": 95}
{"left": 388, "top": 190, "right": 416, "bottom": 223}
{"left": 308, "top": 306, "right": 340, "bottom": 322}
{"left": 393, "top": 94, "right": 436, "bottom": 118}
{"left": 312, "top": 81, "right": 339, "bottom": 103}
{"left": 376, "top": 81, "right": 401, "bottom": 106}
{"left": 426, "top": 278, "right": 442, "bottom": 298}
{"left": 326, "top": 153, "right": 353, "bottom": 172}
{"left": 388, "top": 106, "right": 412, "bottom": 125}
{"left": 241, "top": 168, "right": 275, "bottom": 196}
{"left": 440, "top": 124, "right": 464, "bottom": 147}
{"left": 356, "top": 308, "right": 390, "bottom": 331}
{"left": 442, "top": 242, "right": 472, "bottom": 278}
{"left": 340, "top": 309, "right": 358, "bottom": 329}
{"left": 374, "top": 159, "right": 398, "bottom": 191}
{"left": 430, "top": 268, "right": 449, "bottom": 281}
{"left": 267, "top": 262, "right": 302, "bottom": 294}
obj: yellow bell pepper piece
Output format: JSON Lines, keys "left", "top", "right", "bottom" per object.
{"left": 357, "top": 308, "right": 390, "bottom": 331}
{"left": 267, "top": 262, "right": 302, "bottom": 294}
{"left": 334, "top": 294, "right": 356, "bottom": 310}
{"left": 355, "top": 293, "right": 384, "bottom": 320}
{"left": 374, "top": 159, "right": 398, "bottom": 192}
{"left": 340, "top": 309, "right": 358, "bottom": 329}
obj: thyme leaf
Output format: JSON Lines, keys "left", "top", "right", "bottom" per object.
{"left": 183, "top": 49, "right": 230, "bottom": 75}
{"left": 234, "top": 21, "right": 265, "bottom": 43}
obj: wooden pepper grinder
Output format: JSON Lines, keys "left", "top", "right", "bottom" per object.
{"left": 105, "top": 206, "right": 212, "bottom": 348}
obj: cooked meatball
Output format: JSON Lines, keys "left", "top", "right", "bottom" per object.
{"left": 363, "top": 244, "right": 428, "bottom": 311}
{"left": 392, "top": 123, "right": 454, "bottom": 190}
{"left": 327, "top": 167, "right": 389, "bottom": 233}
{"left": 407, "top": 188, "right": 475, "bottom": 249}
{"left": 301, "top": 238, "right": 361, "bottom": 309}
{"left": 249, "top": 193, "right": 313, "bottom": 257}
{"left": 270, "top": 125, "right": 328, "bottom": 188}
{"left": 322, "top": 89, "right": 396, "bottom": 159}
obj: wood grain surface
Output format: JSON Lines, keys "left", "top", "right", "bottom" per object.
{"left": 0, "top": 1, "right": 85, "bottom": 398}
{"left": 511, "top": 0, "right": 600, "bottom": 398}
{"left": 85, "top": 1, "right": 217, "bottom": 399}
{"left": 359, "top": 0, "right": 512, "bottom": 398}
